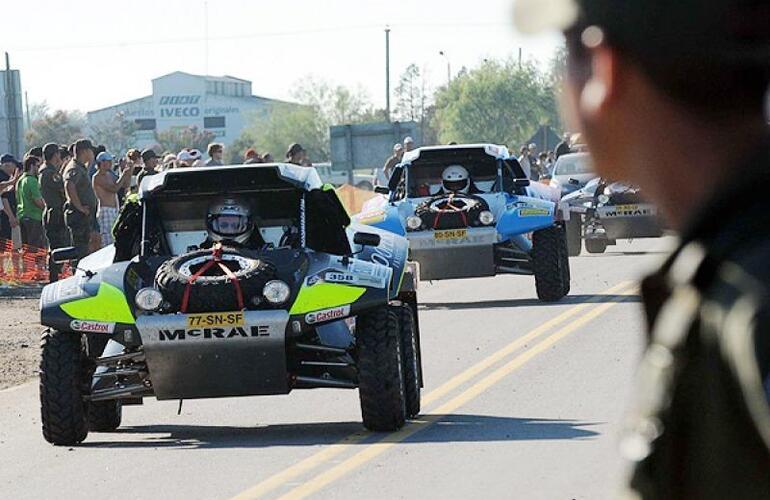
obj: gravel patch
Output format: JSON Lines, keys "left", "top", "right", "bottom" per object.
{"left": 0, "top": 298, "right": 42, "bottom": 389}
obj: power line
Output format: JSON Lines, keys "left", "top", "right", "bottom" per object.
{"left": 8, "top": 22, "right": 512, "bottom": 53}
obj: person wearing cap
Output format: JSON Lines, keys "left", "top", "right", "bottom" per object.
{"left": 515, "top": 0, "right": 770, "bottom": 496}
{"left": 15, "top": 155, "right": 46, "bottom": 249}
{"left": 286, "top": 143, "right": 306, "bottom": 165}
{"left": 403, "top": 136, "right": 416, "bottom": 152}
{"left": 176, "top": 149, "right": 193, "bottom": 168}
{"left": 206, "top": 143, "right": 224, "bottom": 166}
{"left": 0, "top": 154, "right": 20, "bottom": 194}
{"left": 39, "top": 143, "right": 69, "bottom": 281}
{"left": 92, "top": 151, "right": 131, "bottom": 247}
{"left": 63, "top": 139, "right": 98, "bottom": 259}
{"left": 136, "top": 149, "right": 159, "bottom": 186}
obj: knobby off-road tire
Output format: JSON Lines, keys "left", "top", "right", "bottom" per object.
{"left": 357, "top": 306, "right": 407, "bottom": 431}
{"left": 156, "top": 248, "right": 276, "bottom": 313}
{"left": 88, "top": 400, "right": 122, "bottom": 432}
{"left": 585, "top": 238, "right": 608, "bottom": 254}
{"left": 40, "top": 330, "right": 89, "bottom": 445}
{"left": 531, "top": 224, "right": 571, "bottom": 302}
{"left": 398, "top": 305, "right": 421, "bottom": 418}
{"left": 565, "top": 216, "right": 582, "bottom": 257}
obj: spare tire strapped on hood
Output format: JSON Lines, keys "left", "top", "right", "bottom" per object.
{"left": 155, "top": 246, "right": 276, "bottom": 313}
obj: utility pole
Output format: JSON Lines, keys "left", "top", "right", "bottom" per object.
{"left": 518, "top": 47, "right": 522, "bottom": 68}
{"left": 5, "top": 52, "right": 19, "bottom": 157}
{"left": 24, "top": 91, "right": 30, "bottom": 129}
{"left": 385, "top": 27, "right": 391, "bottom": 122}
{"left": 204, "top": 1, "right": 209, "bottom": 75}
{"left": 439, "top": 51, "right": 451, "bottom": 86}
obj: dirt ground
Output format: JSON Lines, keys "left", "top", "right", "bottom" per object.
{"left": 0, "top": 298, "right": 41, "bottom": 390}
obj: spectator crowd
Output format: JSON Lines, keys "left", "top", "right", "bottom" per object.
{"left": 0, "top": 138, "right": 322, "bottom": 283}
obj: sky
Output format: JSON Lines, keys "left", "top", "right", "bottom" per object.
{"left": 3, "top": 0, "right": 561, "bottom": 113}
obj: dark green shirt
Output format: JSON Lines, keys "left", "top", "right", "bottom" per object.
{"left": 63, "top": 159, "right": 96, "bottom": 214}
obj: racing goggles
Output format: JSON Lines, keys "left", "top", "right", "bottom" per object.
{"left": 208, "top": 214, "right": 251, "bottom": 237}
{"left": 443, "top": 178, "right": 469, "bottom": 192}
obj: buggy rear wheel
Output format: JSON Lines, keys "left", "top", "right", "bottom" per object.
{"left": 356, "top": 306, "right": 407, "bottom": 431}
{"left": 88, "top": 400, "right": 122, "bottom": 432}
{"left": 531, "top": 224, "right": 571, "bottom": 302}
{"left": 585, "top": 238, "right": 608, "bottom": 254}
{"left": 40, "top": 330, "right": 89, "bottom": 445}
{"left": 566, "top": 216, "right": 582, "bottom": 256}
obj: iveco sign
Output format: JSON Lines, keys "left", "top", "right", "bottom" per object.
{"left": 159, "top": 95, "right": 201, "bottom": 118}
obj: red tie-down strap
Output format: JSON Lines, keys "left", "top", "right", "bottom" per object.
{"left": 180, "top": 244, "right": 244, "bottom": 313}
{"left": 433, "top": 194, "right": 468, "bottom": 229}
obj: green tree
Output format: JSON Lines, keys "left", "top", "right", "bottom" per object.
{"left": 432, "top": 58, "right": 560, "bottom": 148}
{"left": 394, "top": 63, "right": 429, "bottom": 124}
{"left": 25, "top": 107, "right": 85, "bottom": 148}
{"left": 89, "top": 111, "right": 139, "bottom": 155}
{"left": 234, "top": 77, "right": 378, "bottom": 163}
{"left": 155, "top": 126, "right": 217, "bottom": 154}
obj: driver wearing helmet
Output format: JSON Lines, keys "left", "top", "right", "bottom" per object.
{"left": 440, "top": 164, "right": 473, "bottom": 195}
{"left": 203, "top": 197, "right": 265, "bottom": 248}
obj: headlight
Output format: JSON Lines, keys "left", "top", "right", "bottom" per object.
{"left": 406, "top": 215, "right": 422, "bottom": 230}
{"left": 135, "top": 287, "right": 163, "bottom": 311}
{"left": 263, "top": 280, "right": 291, "bottom": 305}
{"left": 479, "top": 210, "right": 495, "bottom": 225}
{"left": 598, "top": 194, "right": 610, "bottom": 204}
{"left": 582, "top": 201, "right": 594, "bottom": 208}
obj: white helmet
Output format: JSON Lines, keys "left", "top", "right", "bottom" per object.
{"left": 442, "top": 165, "right": 470, "bottom": 193}
{"left": 206, "top": 197, "right": 254, "bottom": 244}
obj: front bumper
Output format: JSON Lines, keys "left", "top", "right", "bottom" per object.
{"left": 407, "top": 227, "right": 497, "bottom": 281}
{"left": 137, "top": 310, "right": 289, "bottom": 400}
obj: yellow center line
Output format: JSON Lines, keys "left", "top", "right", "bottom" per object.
{"left": 278, "top": 283, "right": 638, "bottom": 500}
{"left": 231, "top": 280, "right": 634, "bottom": 500}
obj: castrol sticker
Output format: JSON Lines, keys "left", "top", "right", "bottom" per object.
{"left": 70, "top": 320, "right": 115, "bottom": 334}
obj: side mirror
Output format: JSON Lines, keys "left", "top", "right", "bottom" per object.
{"left": 374, "top": 186, "right": 389, "bottom": 195}
{"left": 388, "top": 165, "right": 404, "bottom": 192}
{"left": 568, "top": 178, "right": 580, "bottom": 185}
{"left": 514, "top": 178, "right": 530, "bottom": 188}
{"left": 51, "top": 246, "right": 80, "bottom": 264}
{"left": 353, "top": 232, "right": 381, "bottom": 248}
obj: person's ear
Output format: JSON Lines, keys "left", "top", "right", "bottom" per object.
{"left": 579, "top": 44, "right": 619, "bottom": 120}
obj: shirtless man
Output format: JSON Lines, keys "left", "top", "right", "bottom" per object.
{"left": 92, "top": 151, "right": 131, "bottom": 246}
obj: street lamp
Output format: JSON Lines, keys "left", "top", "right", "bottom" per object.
{"left": 438, "top": 50, "right": 451, "bottom": 87}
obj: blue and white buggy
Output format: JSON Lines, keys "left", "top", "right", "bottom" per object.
{"left": 355, "top": 144, "right": 572, "bottom": 302}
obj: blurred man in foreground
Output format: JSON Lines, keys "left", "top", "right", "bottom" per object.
{"left": 515, "top": 0, "right": 770, "bottom": 498}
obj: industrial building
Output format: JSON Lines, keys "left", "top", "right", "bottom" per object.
{"left": 87, "top": 71, "right": 290, "bottom": 149}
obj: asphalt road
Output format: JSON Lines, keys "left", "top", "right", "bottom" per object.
{"left": 0, "top": 237, "right": 674, "bottom": 500}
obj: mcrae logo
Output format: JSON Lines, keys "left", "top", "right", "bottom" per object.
{"left": 70, "top": 320, "right": 114, "bottom": 334}
{"left": 305, "top": 305, "right": 350, "bottom": 324}
{"left": 158, "top": 325, "right": 270, "bottom": 341}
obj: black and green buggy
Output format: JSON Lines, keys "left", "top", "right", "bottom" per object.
{"left": 39, "top": 163, "right": 422, "bottom": 445}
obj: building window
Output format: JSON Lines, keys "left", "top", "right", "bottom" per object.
{"left": 207, "top": 81, "right": 215, "bottom": 93}
{"left": 204, "top": 116, "right": 226, "bottom": 128}
{"left": 134, "top": 119, "right": 156, "bottom": 131}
